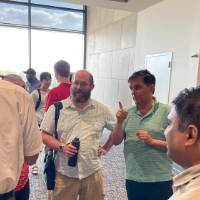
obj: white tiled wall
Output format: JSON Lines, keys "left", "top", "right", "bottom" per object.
{"left": 86, "top": 7, "right": 137, "bottom": 112}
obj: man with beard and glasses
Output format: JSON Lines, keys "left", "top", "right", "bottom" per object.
{"left": 40, "top": 70, "right": 115, "bottom": 200}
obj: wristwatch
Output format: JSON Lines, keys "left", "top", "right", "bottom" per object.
{"left": 58, "top": 144, "right": 65, "bottom": 153}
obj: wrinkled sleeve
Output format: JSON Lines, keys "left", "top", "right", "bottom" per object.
{"left": 23, "top": 95, "right": 43, "bottom": 157}
{"left": 31, "top": 90, "right": 38, "bottom": 107}
{"left": 40, "top": 104, "right": 56, "bottom": 136}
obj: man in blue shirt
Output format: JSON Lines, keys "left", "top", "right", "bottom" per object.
{"left": 23, "top": 68, "right": 41, "bottom": 93}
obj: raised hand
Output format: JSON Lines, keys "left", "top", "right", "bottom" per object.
{"left": 116, "top": 101, "right": 128, "bottom": 124}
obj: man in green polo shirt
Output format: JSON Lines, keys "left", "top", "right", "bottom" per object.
{"left": 112, "top": 70, "right": 173, "bottom": 200}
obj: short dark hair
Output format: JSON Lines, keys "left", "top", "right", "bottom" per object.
{"left": 40, "top": 72, "right": 51, "bottom": 81}
{"left": 172, "top": 87, "right": 200, "bottom": 132}
{"left": 128, "top": 69, "right": 156, "bottom": 85}
{"left": 54, "top": 60, "right": 70, "bottom": 78}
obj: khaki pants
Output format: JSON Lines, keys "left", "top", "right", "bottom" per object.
{"left": 53, "top": 171, "right": 104, "bottom": 200}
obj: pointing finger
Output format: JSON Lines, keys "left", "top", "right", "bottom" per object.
{"left": 119, "top": 101, "right": 123, "bottom": 109}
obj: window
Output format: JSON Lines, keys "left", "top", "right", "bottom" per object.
{"left": 0, "top": 2, "right": 28, "bottom": 26}
{"left": 7, "top": 0, "right": 28, "bottom": 2}
{"left": 31, "top": 29, "right": 84, "bottom": 86}
{"left": 0, "top": 0, "right": 86, "bottom": 83}
{"left": 31, "top": 7, "right": 83, "bottom": 31}
{"left": 31, "top": 0, "right": 84, "bottom": 10}
{"left": 0, "top": 26, "right": 29, "bottom": 75}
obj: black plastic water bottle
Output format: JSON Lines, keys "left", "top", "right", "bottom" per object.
{"left": 68, "top": 138, "right": 80, "bottom": 167}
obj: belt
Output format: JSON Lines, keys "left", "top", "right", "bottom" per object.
{"left": 0, "top": 191, "right": 13, "bottom": 200}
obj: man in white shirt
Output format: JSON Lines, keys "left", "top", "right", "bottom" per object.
{"left": 0, "top": 79, "right": 43, "bottom": 200}
{"left": 41, "top": 70, "right": 115, "bottom": 200}
{"left": 164, "top": 87, "right": 200, "bottom": 200}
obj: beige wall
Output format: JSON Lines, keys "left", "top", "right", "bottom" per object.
{"left": 135, "top": 0, "right": 200, "bottom": 101}
{"left": 86, "top": 7, "right": 137, "bottom": 111}
{"left": 86, "top": 0, "right": 200, "bottom": 109}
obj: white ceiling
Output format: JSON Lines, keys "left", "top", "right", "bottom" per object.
{"left": 57, "top": 0, "right": 164, "bottom": 12}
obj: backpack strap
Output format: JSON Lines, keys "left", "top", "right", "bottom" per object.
{"left": 44, "top": 101, "right": 63, "bottom": 163}
{"left": 35, "top": 89, "right": 41, "bottom": 111}
{"left": 53, "top": 102, "right": 63, "bottom": 139}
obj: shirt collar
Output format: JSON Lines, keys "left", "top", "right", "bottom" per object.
{"left": 59, "top": 82, "right": 71, "bottom": 86}
{"left": 136, "top": 97, "right": 159, "bottom": 118}
{"left": 63, "top": 97, "right": 95, "bottom": 110}
{"left": 173, "top": 163, "right": 200, "bottom": 187}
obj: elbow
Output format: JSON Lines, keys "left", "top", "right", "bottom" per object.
{"left": 112, "top": 135, "right": 122, "bottom": 146}
{"left": 113, "top": 140, "right": 122, "bottom": 146}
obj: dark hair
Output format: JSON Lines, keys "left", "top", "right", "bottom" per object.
{"left": 172, "top": 87, "right": 200, "bottom": 132}
{"left": 69, "top": 72, "right": 73, "bottom": 82}
{"left": 54, "top": 60, "right": 70, "bottom": 78}
{"left": 128, "top": 69, "right": 156, "bottom": 85}
{"left": 40, "top": 72, "right": 51, "bottom": 81}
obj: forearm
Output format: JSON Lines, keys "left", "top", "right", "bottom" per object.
{"left": 102, "top": 134, "right": 113, "bottom": 151}
{"left": 112, "top": 122, "right": 124, "bottom": 145}
{"left": 42, "top": 131, "right": 63, "bottom": 150}
{"left": 148, "top": 139, "right": 167, "bottom": 152}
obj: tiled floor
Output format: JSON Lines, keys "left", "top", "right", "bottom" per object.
{"left": 29, "top": 132, "right": 127, "bottom": 200}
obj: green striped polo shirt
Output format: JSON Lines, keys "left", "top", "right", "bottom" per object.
{"left": 123, "top": 101, "right": 172, "bottom": 182}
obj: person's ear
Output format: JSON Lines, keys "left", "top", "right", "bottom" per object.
{"left": 185, "top": 125, "right": 199, "bottom": 147}
{"left": 150, "top": 84, "right": 155, "bottom": 94}
{"left": 91, "top": 84, "right": 94, "bottom": 91}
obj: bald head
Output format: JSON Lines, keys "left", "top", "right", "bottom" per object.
{"left": 73, "top": 70, "right": 94, "bottom": 86}
{"left": 3, "top": 74, "right": 25, "bottom": 88}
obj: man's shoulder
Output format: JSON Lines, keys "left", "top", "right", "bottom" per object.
{"left": 0, "top": 80, "right": 32, "bottom": 103}
{"left": 91, "top": 99, "right": 113, "bottom": 113}
{"left": 49, "top": 85, "right": 59, "bottom": 92}
{"left": 91, "top": 99, "right": 107, "bottom": 108}
{"left": 47, "top": 85, "right": 60, "bottom": 97}
{"left": 157, "top": 102, "right": 171, "bottom": 111}
{"left": 1, "top": 80, "right": 28, "bottom": 95}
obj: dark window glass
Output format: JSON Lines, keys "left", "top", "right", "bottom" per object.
{"left": 0, "top": 2, "right": 28, "bottom": 25}
{"left": 7, "top": 0, "right": 28, "bottom": 2}
{"left": 31, "top": 0, "right": 84, "bottom": 10}
{"left": 31, "top": 7, "right": 83, "bottom": 31}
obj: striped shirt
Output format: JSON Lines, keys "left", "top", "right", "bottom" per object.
{"left": 123, "top": 101, "right": 172, "bottom": 182}
{"left": 41, "top": 98, "right": 115, "bottom": 179}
